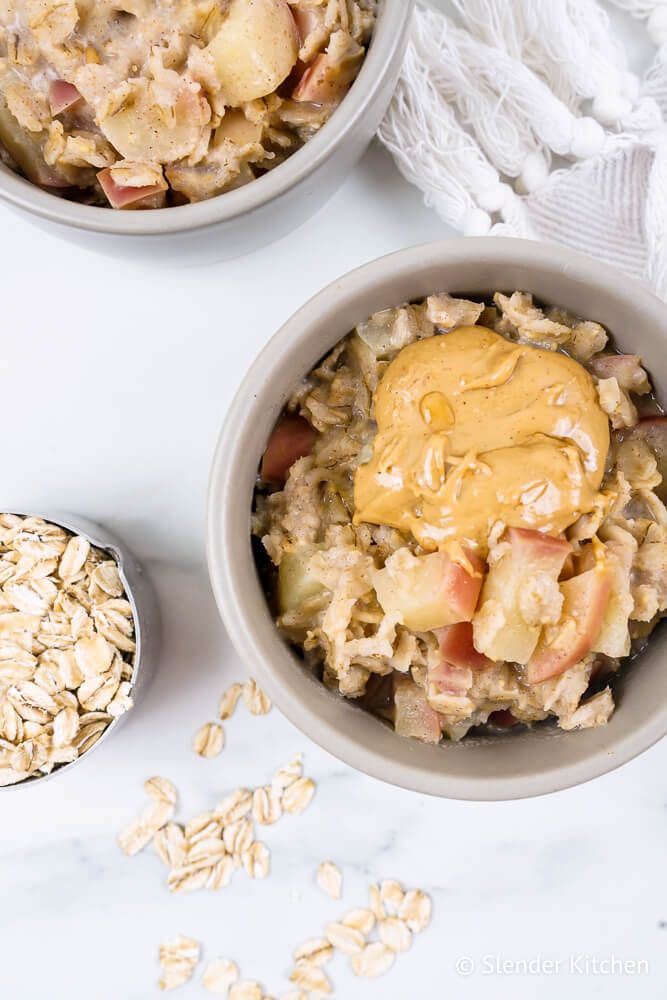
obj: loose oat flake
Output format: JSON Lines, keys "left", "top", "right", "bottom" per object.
{"left": 242, "top": 678, "right": 272, "bottom": 716}
{"left": 289, "top": 963, "right": 332, "bottom": 997}
{"left": 0, "top": 514, "right": 136, "bottom": 785}
{"left": 316, "top": 861, "right": 342, "bottom": 900}
{"left": 378, "top": 917, "right": 412, "bottom": 953}
{"left": 398, "top": 889, "right": 432, "bottom": 933}
{"left": 281, "top": 777, "right": 315, "bottom": 815}
{"left": 158, "top": 935, "right": 200, "bottom": 992}
{"left": 193, "top": 721, "right": 225, "bottom": 758}
{"left": 351, "top": 942, "right": 395, "bottom": 979}
{"left": 219, "top": 682, "right": 243, "bottom": 720}
{"left": 292, "top": 938, "right": 334, "bottom": 968}
{"left": 229, "top": 982, "right": 263, "bottom": 1000}
{"left": 202, "top": 958, "right": 239, "bottom": 995}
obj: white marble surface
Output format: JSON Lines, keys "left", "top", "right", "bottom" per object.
{"left": 2, "top": 9, "right": 667, "bottom": 997}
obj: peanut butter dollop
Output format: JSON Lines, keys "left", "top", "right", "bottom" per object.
{"left": 353, "top": 326, "right": 610, "bottom": 554}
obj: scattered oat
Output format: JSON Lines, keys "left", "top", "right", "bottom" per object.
{"left": 379, "top": 917, "right": 412, "bottom": 953}
{"left": 193, "top": 721, "right": 225, "bottom": 758}
{"left": 242, "top": 841, "right": 270, "bottom": 879}
{"left": 342, "top": 908, "right": 375, "bottom": 935}
{"left": 368, "top": 884, "right": 386, "bottom": 922}
{"left": 158, "top": 935, "right": 200, "bottom": 992}
{"left": 280, "top": 993, "right": 307, "bottom": 1000}
{"left": 316, "top": 861, "right": 342, "bottom": 900}
{"left": 289, "top": 963, "right": 332, "bottom": 997}
{"left": 243, "top": 678, "right": 272, "bottom": 715}
{"left": 202, "top": 958, "right": 239, "bottom": 995}
{"left": 351, "top": 942, "right": 395, "bottom": 979}
{"left": 229, "top": 982, "right": 263, "bottom": 1000}
{"left": 325, "top": 922, "right": 365, "bottom": 955}
{"left": 253, "top": 785, "right": 282, "bottom": 825}
{"left": 398, "top": 889, "right": 432, "bottom": 933}
{"left": 219, "top": 682, "right": 243, "bottom": 720}
{"left": 118, "top": 798, "right": 174, "bottom": 856}
{"left": 154, "top": 823, "right": 186, "bottom": 867}
{"left": 271, "top": 758, "right": 302, "bottom": 794}
{"left": 223, "top": 818, "right": 253, "bottom": 856}
{"left": 145, "top": 776, "right": 178, "bottom": 808}
{"left": 282, "top": 777, "right": 315, "bottom": 815}
{"left": 380, "top": 879, "right": 404, "bottom": 912}
{"left": 215, "top": 788, "right": 253, "bottom": 824}
{"left": 292, "top": 938, "right": 334, "bottom": 967}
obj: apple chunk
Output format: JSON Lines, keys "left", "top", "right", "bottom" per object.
{"left": 278, "top": 545, "right": 323, "bottom": 614}
{"left": 207, "top": 0, "right": 299, "bottom": 106}
{"left": 435, "top": 622, "right": 490, "bottom": 671}
{"left": 374, "top": 548, "right": 485, "bottom": 632}
{"left": 626, "top": 417, "right": 667, "bottom": 502}
{"left": 260, "top": 414, "right": 316, "bottom": 486}
{"left": 392, "top": 674, "right": 442, "bottom": 744}
{"left": 525, "top": 566, "right": 612, "bottom": 684}
{"left": 473, "top": 528, "right": 572, "bottom": 665}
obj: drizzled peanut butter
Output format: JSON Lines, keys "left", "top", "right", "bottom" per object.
{"left": 353, "top": 326, "right": 610, "bottom": 555}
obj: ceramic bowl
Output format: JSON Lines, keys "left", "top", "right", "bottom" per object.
{"left": 207, "top": 238, "right": 667, "bottom": 800}
{"left": 0, "top": 0, "right": 413, "bottom": 258}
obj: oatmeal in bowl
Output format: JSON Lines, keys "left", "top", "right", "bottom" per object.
{"left": 0, "top": 0, "right": 376, "bottom": 209}
{"left": 253, "top": 290, "right": 667, "bottom": 745}
{"left": 208, "top": 240, "right": 667, "bottom": 799}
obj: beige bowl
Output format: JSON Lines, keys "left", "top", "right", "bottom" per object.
{"left": 207, "top": 238, "right": 667, "bottom": 800}
{"left": 0, "top": 1, "right": 412, "bottom": 256}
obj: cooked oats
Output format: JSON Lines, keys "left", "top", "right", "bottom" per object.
{"left": 316, "top": 861, "right": 342, "bottom": 900}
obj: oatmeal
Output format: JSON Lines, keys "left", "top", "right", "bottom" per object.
{"left": 252, "top": 292, "right": 667, "bottom": 742}
{"left": 0, "top": 0, "right": 376, "bottom": 208}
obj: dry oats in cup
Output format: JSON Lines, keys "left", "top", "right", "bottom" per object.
{"left": 0, "top": 512, "right": 156, "bottom": 786}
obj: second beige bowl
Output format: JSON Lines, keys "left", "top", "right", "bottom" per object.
{"left": 207, "top": 238, "right": 667, "bottom": 800}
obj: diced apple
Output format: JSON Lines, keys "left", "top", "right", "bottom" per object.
{"left": 473, "top": 528, "right": 572, "bottom": 665}
{"left": 291, "top": 4, "right": 321, "bottom": 45}
{"left": 428, "top": 659, "right": 473, "bottom": 697}
{"left": 525, "top": 566, "right": 612, "bottom": 684}
{"left": 278, "top": 545, "right": 323, "bottom": 614}
{"left": 48, "top": 79, "right": 83, "bottom": 116}
{"left": 590, "top": 354, "right": 650, "bottom": 395}
{"left": 260, "top": 414, "right": 316, "bottom": 486}
{"left": 292, "top": 33, "right": 364, "bottom": 105}
{"left": 207, "top": 0, "right": 299, "bottom": 106}
{"left": 97, "top": 168, "right": 167, "bottom": 209}
{"left": 593, "top": 541, "right": 633, "bottom": 658}
{"left": 374, "top": 548, "right": 485, "bottom": 632}
{"left": 214, "top": 109, "right": 264, "bottom": 148}
{"left": 626, "top": 417, "right": 667, "bottom": 502}
{"left": 435, "top": 622, "right": 491, "bottom": 671}
{"left": 392, "top": 674, "right": 442, "bottom": 744}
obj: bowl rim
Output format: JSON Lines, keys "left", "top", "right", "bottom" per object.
{"left": 0, "top": 0, "right": 413, "bottom": 236}
{"left": 207, "top": 237, "right": 667, "bottom": 800}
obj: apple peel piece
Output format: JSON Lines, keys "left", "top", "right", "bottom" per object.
{"left": 97, "top": 168, "right": 166, "bottom": 209}
{"left": 393, "top": 674, "right": 441, "bottom": 744}
{"left": 260, "top": 415, "right": 316, "bottom": 486}
{"left": 48, "top": 80, "right": 83, "bottom": 116}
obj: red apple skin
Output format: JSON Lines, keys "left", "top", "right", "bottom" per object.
{"left": 435, "top": 621, "right": 490, "bottom": 671}
{"left": 505, "top": 527, "right": 572, "bottom": 565}
{"left": 590, "top": 354, "right": 649, "bottom": 393}
{"left": 488, "top": 709, "right": 519, "bottom": 728}
{"left": 291, "top": 4, "right": 320, "bottom": 44}
{"left": 525, "top": 567, "right": 612, "bottom": 684}
{"left": 260, "top": 414, "right": 316, "bottom": 486}
{"left": 48, "top": 80, "right": 83, "bottom": 116}
{"left": 443, "top": 550, "right": 485, "bottom": 622}
{"left": 97, "top": 168, "right": 166, "bottom": 209}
